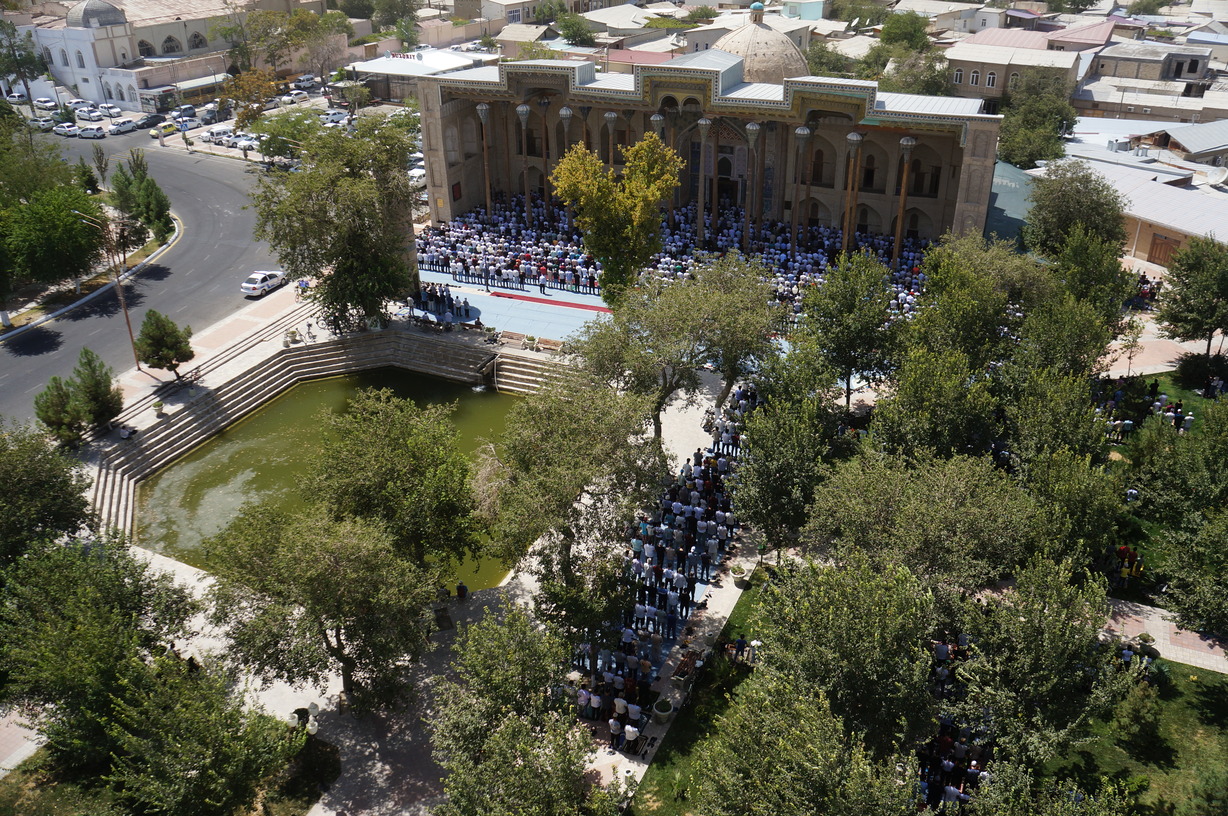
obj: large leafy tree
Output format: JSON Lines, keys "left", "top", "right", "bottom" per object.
{"left": 304, "top": 387, "right": 475, "bottom": 564}
{"left": 0, "top": 21, "right": 45, "bottom": 107}
{"left": 105, "top": 657, "right": 302, "bottom": 816}
{"left": 252, "top": 115, "right": 416, "bottom": 333}
{"left": 967, "top": 763, "right": 1133, "bottom": 816}
{"left": 551, "top": 132, "right": 684, "bottom": 307}
{"left": 753, "top": 557, "right": 936, "bottom": 756}
{"left": 801, "top": 251, "right": 897, "bottom": 410}
{"left": 879, "top": 10, "right": 930, "bottom": 51}
{"left": 1054, "top": 224, "right": 1133, "bottom": 330}
{"left": 998, "top": 69, "right": 1078, "bottom": 170}
{"left": 135, "top": 309, "right": 195, "bottom": 378}
{"left": 5, "top": 185, "right": 106, "bottom": 294}
{"left": 0, "top": 536, "right": 197, "bottom": 772}
{"left": 1164, "top": 511, "right": 1228, "bottom": 636}
{"left": 806, "top": 40, "right": 853, "bottom": 76}
{"left": 249, "top": 106, "right": 323, "bottom": 159}
{"left": 301, "top": 9, "right": 354, "bottom": 77}
{"left": 691, "top": 671, "right": 915, "bottom": 816}
{"left": 223, "top": 68, "right": 280, "bottom": 130}
{"left": 953, "top": 554, "right": 1135, "bottom": 769}
{"left": 1020, "top": 450, "right": 1126, "bottom": 567}
{"left": 207, "top": 503, "right": 437, "bottom": 710}
{"left": 1155, "top": 234, "right": 1228, "bottom": 359}
{"left": 878, "top": 51, "right": 954, "bottom": 96}
{"left": 0, "top": 420, "right": 92, "bottom": 567}
{"left": 1023, "top": 158, "right": 1126, "bottom": 258}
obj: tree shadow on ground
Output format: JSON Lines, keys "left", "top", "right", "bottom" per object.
{"left": 1192, "top": 684, "right": 1228, "bottom": 730}
{"left": 134, "top": 263, "right": 171, "bottom": 283}
{"left": 2, "top": 325, "right": 64, "bottom": 356}
{"left": 62, "top": 284, "right": 147, "bottom": 321}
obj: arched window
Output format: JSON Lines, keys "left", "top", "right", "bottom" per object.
{"left": 953, "top": 68, "right": 963, "bottom": 84}
{"left": 986, "top": 71, "right": 996, "bottom": 88}
{"left": 189, "top": 31, "right": 207, "bottom": 50}
{"left": 42, "top": 47, "right": 52, "bottom": 65}
{"left": 970, "top": 69, "right": 980, "bottom": 86}
{"left": 161, "top": 36, "right": 183, "bottom": 54}
{"left": 810, "top": 147, "right": 824, "bottom": 184}
{"left": 1009, "top": 72, "right": 1020, "bottom": 89}
{"left": 862, "top": 153, "right": 876, "bottom": 189}
{"left": 115, "top": 85, "right": 124, "bottom": 101}
{"left": 59, "top": 49, "right": 68, "bottom": 66}
{"left": 75, "top": 50, "right": 85, "bottom": 68}
{"left": 138, "top": 40, "right": 155, "bottom": 57}
{"left": 103, "top": 81, "right": 112, "bottom": 99}
{"left": 129, "top": 84, "right": 138, "bottom": 100}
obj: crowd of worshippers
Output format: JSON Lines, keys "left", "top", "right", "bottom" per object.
{"left": 1094, "top": 377, "right": 1221, "bottom": 447}
{"left": 1130, "top": 273, "right": 1161, "bottom": 311}
{"left": 916, "top": 638, "right": 996, "bottom": 811}
{"left": 566, "top": 385, "right": 762, "bottom": 756}
{"left": 415, "top": 193, "right": 933, "bottom": 315}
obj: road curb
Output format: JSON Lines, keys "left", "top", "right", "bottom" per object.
{"left": 0, "top": 212, "right": 183, "bottom": 345}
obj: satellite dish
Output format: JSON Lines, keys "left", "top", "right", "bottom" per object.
{"left": 1208, "top": 166, "right": 1228, "bottom": 186}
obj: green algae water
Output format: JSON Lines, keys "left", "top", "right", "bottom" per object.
{"left": 137, "top": 369, "right": 517, "bottom": 589}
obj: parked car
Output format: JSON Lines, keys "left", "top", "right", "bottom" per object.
{"left": 220, "top": 131, "right": 253, "bottom": 148}
{"left": 78, "top": 125, "right": 106, "bottom": 139}
{"left": 108, "top": 117, "right": 136, "bottom": 134}
{"left": 264, "top": 97, "right": 280, "bottom": 110}
{"left": 133, "top": 113, "right": 165, "bottom": 128}
{"left": 33, "top": 97, "right": 57, "bottom": 110}
{"left": 98, "top": 103, "right": 122, "bottom": 118}
{"left": 169, "top": 104, "right": 196, "bottom": 119}
{"left": 231, "top": 136, "right": 260, "bottom": 152}
{"left": 175, "top": 117, "right": 202, "bottom": 131}
{"left": 149, "top": 121, "right": 178, "bottom": 138}
{"left": 290, "top": 74, "right": 318, "bottom": 90}
{"left": 53, "top": 122, "right": 80, "bottom": 136}
{"left": 408, "top": 167, "right": 426, "bottom": 185}
{"left": 200, "top": 125, "right": 233, "bottom": 143}
{"left": 5, "top": 91, "right": 27, "bottom": 104}
{"left": 281, "top": 90, "right": 309, "bottom": 104}
{"left": 240, "top": 270, "right": 287, "bottom": 296}
{"left": 65, "top": 98, "right": 91, "bottom": 110}
{"left": 29, "top": 116, "right": 55, "bottom": 131}
{"left": 319, "top": 109, "right": 348, "bottom": 124}
{"left": 76, "top": 107, "right": 105, "bottom": 121}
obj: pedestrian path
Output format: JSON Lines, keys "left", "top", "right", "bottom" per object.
{"left": 1104, "top": 599, "right": 1228, "bottom": 675}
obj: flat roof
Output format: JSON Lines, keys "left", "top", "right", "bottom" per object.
{"left": 350, "top": 51, "right": 486, "bottom": 77}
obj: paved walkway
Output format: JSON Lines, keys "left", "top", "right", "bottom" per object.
{"left": 1104, "top": 599, "right": 1228, "bottom": 675}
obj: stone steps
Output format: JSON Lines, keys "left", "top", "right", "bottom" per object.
{"left": 493, "top": 350, "right": 567, "bottom": 395}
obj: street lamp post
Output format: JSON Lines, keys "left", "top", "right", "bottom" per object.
{"left": 604, "top": 110, "right": 618, "bottom": 171}
{"left": 791, "top": 125, "right": 811, "bottom": 259}
{"left": 709, "top": 117, "right": 720, "bottom": 245}
{"left": 842, "top": 131, "right": 864, "bottom": 254}
{"left": 892, "top": 135, "right": 917, "bottom": 271}
{"left": 539, "top": 97, "right": 553, "bottom": 219}
{"left": 697, "top": 117, "right": 711, "bottom": 246}
{"left": 559, "top": 106, "right": 574, "bottom": 232}
{"left": 77, "top": 212, "right": 141, "bottom": 370}
{"left": 516, "top": 103, "right": 531, "bottom": 225}
{"left": 476, "top": 101, "right": 492, "bottom": 219}
{"left": 743, "top": 121, "right": 760, "bottom": 253}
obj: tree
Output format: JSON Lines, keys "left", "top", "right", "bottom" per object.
{"left": 551, "top": 132, "right": 684, "bottom": 306}
{"left": 304, "top": 387, "right": 475, "bottom": 564}
{"left": 135, "top": 309, "right": 195, "bottom": 378}
{"left": 92, "top": 142, "right": 109, "bottom": 188}
{"left": 510, "top": 40, "right": 556, "bottom": 61}
{"left": 249, "top": 106, "right": 322, "bottom": 159}
{"left": 1127, "top": 0, "right": 1166, "bottom": 13}
{"left": 0, "top": 21, "right": 45, "bottom": 108}
{"left": 686, "top": 5, "right": 718, "bottom": 20}
{"left": 753, "top": 557, "right": 937, "bottom": 756}
{"left": 1155, "top": 235, "right": 1228, "bottom": 359}
{"left": 5, "top": 185, "right": 106, "bottom": 292}
{"left": 801, "top": 251, "right": 897, "bottom": 410}
{"left": 878, "top": 51, "right": 953, "bottom": 96}
{"left": 339, "top": 0, "right": 376, "bottom": 19}
{"left": 1012, "top": 293, "right": 1113, "bottom": 378}
{"left": 105, "top": 657, "right": 303, "bottom": 816}
{"left": 223, "top": 68, "right": 280, "bottom": 130}
{"left": 0, "top": 536, "right": 196, "bottom": 772}
{"left": 806, "top": 40, "right": 853, "bottom": 76}
{"left": 968, "top": 763, "right": 1134, "bottom": 816}
{"left": 34, "top": 376, "right": 91, "bottom": 447}
{"left": 135, "top": 174, "right": 174, "bottom": 241}
{"left": 999, "top": 69, "right": 1078, "bottom": 170}
{"left": 953, "top": 554, "right": 1135, "bottom": 769}
{"left": 1023, "top": 159, "right": 1127, "bottom": 257}
{"left": 212, "top": 0, "right": 258, "bottom": 71}
{"left": 1021, "top": 450, "right": 1126, "bottom": 566}
{"left": 872, "top": 346, "right": 997, "bottom": 458}
{"left": 70, "top": 347, "right": 124, "bottom": 429}
{"left": 880, "top": 10, "right": 931, "bottom": 51}
{"left": 207, "top": 503, "right": 436, "bottom": 710}
{"left": 375, "top": 0, "right": 419, "bottom": 28}
{"left": 302, "top": 9, "right": 354, "bottom": 76}
{"left": 1002, "top": 367, "right": 1106, "bottom": 473}
{"left": 251, "top": 116, "right": 416, "bottom": 333}
{"left": 829, "top": 0, "right": 889, "bottom": 25}
{"left": 1164, "top": 511, "right": 1228, "bottom": 636}
{"left": 75, "top": 155, "right": 99, "bottom": 193}
{"left": 0, "top": 421, "right": 92, "bottom": 567}
{"left": 691, "top": 671, "right": 915, "bottom": 816}
{"left": 1053, "top": 224, "right": 1132, "bottom": 329}
{"left": 246, "top": 9, "right": 313, "bottom": 74}
{"left": 557, "top": 12, "right": 596, "bottom": 45}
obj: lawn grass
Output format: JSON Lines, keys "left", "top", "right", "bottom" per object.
{"left": 627, "top": 565, "right": 768, "bottom": 816}
{"left": 1045, "top": 659, "right": 1228, "bottom": 814}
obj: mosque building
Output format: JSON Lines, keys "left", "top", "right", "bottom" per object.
{"left": 415, "top": 2, "right": 1002, "bottom": 248}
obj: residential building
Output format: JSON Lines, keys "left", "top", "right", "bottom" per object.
{"left": 944, "top": 41, "right": 1081, "bottom": 112}
{"left": 890, "top": 0, "right": 987, "bottom": 34}
{"left": 1074, "top": 41, "right": 1220, "bottom": 121}
{"left": 1140, "top": 119, "right": 1228, "bottom": 166}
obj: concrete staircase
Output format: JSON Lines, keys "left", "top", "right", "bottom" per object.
{"left": 91, "top": 328, "right": 498, "bottom": 535}
{"left": 493, "top": 348, "right": 567, "bottom": 395}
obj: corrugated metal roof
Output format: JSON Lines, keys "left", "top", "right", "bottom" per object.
{"left": 436, "top": 65, "right": 501, "bottom": 83}
{"left": 946, "top": 41, "right": 1079, "bottom": 68}
{"left": 583, "top": 73, "right": 637, "bottom": 90}
{"left": 722, "top": 81, "right": 786, "bottom": 101}
{"left": 876, "top": 91, "right": 984, "bottom": 115}
{"left": 1046, "top": 19, "right": 1116, "bottom": 43}
{"left": 665, "top": 48, "right": 744, "bottom": 71}
{"left": 1164, "top": 119, "right": 1228, "bottom": 155}
{"left": 964, "top": 28, "right": 1049, "bottom": 49}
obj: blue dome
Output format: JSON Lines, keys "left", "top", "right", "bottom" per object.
{"left": 749, "top": 1, "right": 765, "bottom": 8}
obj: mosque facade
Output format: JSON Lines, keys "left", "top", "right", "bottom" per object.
{"left": 415, "top": 5, "right": 1002, "bottom": 245}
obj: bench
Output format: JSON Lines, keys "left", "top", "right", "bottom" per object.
{"left": 536, "top": 337, "right": 565, "bottom": 354}
{"left": 500, "top": 331, "right": 527, "bottom": 349}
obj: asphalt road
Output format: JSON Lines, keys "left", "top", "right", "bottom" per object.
{"left": 0, "top": 130, "right": 278, "bottom": 422}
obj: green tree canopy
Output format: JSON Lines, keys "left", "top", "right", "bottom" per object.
{"left": 551, "top": 132, "right": 684, "bottom": 307}
{"left": 69, "top": 346, "right": 124, "bottom": 429}
{"left": 304, "top": 387, "right": 476, "bottom": 564}
{"left": 135, "top": 309, "right": 195, "bottom": 378}
{"left": 806, "top": 40, "right": 853, "bottom": 76}
{"left": 34, "top": 375, "right": 90, "bottom": 447}
{"left": 5, "top": 185, "right": 106, "bottom": 294}
{"left": 1023, "top": 159, "right": 1127, "bottom": 257}
{"left": 998, "top": 69, "right": 1078, "bottom": 169}
{"left": 878, "top": 50, "right": 953, "bottom": 96}
{"left": 207, "top": 502, "right": 436, "bottom": 710}
{"left": 1054, "top": 224, "right": 1133, "bottom": 330}
{"left": 557, "top": 12, "right": 596, "bottom": 45}
{"left": 1155, "top": 234, "right": 1228, "bottom": 358}
{"left": 0, "top": 420, "right": 92, "bottom": 567}
{"left": 0, "top": 21, "right": 46, "bottom": 105}
{"left": 879, "top": 10, "right": 931, "bottom": 51}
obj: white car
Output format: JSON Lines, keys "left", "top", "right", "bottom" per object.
{"left": 65, "top": 98, "right": 91, "bottom": 110}
{"left": 33, "top": 97, "right": 57, "bottom": 110}
{"left": 109, "top": 117, "right": 136, "bottom": 134}
{"left": 240, "top": 270, "right": 287, "bottom": 296}
{"left": 52, "top": 122, "right": 80, "bottom": 136}
{"left": 5, "top": 91, "right": 27, "bottom": 104}
{"left": 175, "top": 117, "right": 203, "bottom": 131}
{"left": 200, "top": 125, "right": 233, "bottom": 143}
{"left": 231, "top": 136, "right": 260, "bottom": 152}
{"left": 78, "top": 125, "right": 106, "bottom": 139}
{"left": 319, "top": 109, "right": 348, "bottom": 124}
{"left": 281, "top": 90, "right": 309, "bottom": 104}
{"left": 98, "top": 103, "right": 122, "bottom": 117}
{"left": 408, "top": 167, "right": 426, "bottom": 185}
{"left": 76, "top": 107, "right": 105, "bottom": 121}
{"left": 29, "top": 116, "right": 55, "bottom": 131}
{"left": 290, "top": 74, "right": 318, "bottom": 90}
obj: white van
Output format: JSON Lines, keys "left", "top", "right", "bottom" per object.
{"left": 201, "top": 125, "right": 234, "bottom": 144}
